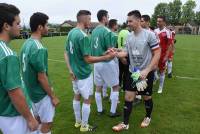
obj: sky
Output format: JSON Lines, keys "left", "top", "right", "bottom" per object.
{"left": 2, "top": 0, "right": 200, "bottom": 25}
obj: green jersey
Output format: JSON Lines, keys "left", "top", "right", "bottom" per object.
{"left": 111, "top": 31, "right": 118, "bottom": 48}
{"left": 90, "top": 25, "right": 113, "bottom": 56}
{"left": 20, "top": 38, "right": 48, "bottom": 103}
{"left": 117, "top": 29, "right": 129, "bottom": 48}
{"left": 0, "top": 40, "right": 31, "bottom": 117}
{"left": 66, "top": 28, "right": 92, "bottom": 80}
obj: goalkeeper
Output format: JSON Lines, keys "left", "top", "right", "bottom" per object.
{"left": 112, "top": 10, "right": 161, "bottom": 132}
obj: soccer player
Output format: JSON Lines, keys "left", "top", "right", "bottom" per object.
{"left": 167, "top": 28, "right": 176, "bottom": 78}
{"left": 0, "top": 3, "right": 38, "bottom": 134}
{"left": 154, "top": 16, "right": 173, "bottom": 93}
{"left": 20, "top": 12, "right": 59, "bottom": 134}
{"left": 112, "top": 10, "right": 160, "bottom": 131}
{"left": 64, "top": 10, "right": 116, "bottom": 132}
{"left": 91, "top": 10, "right": 120, "bottom": 117}
{"left": 117, "top": 23, "right": 130, "bottom": 91}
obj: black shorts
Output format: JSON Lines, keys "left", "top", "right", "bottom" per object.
{"left": 124, "top": 70, "right": 154, "bottom": 96}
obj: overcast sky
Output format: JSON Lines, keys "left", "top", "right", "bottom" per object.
{"left": 2, "top": 0, "right": 200, "bottom": 25}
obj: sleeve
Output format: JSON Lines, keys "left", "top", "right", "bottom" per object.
{"left": 80, "top": 36, "right": 91, "bottom": 56}
{"left": 30, "top": 49, "right": 48, "bottom": 72}
{"left": 148, "top": 32, "right": 160, "bottom": 50}
{"left": 124, "top": 38, "right": 129, "bottom": 52}
{"left": 104, "top": 31, "right": 113, "bottom": 49}
{"left": 0, "top": 56, "right": 22, "bottom": 91}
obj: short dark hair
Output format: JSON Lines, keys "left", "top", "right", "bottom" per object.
{"left": 157, "top": 16, "right": 166, "bottom": 22}
{"left": 121, "top": 22, "right": 127, "bottom": 29}
{"left": 0, "top": 3, "right": 20, "bottom": 33}
{"left": 77, "top": 10, "right": 91, "bottom": 22}
{"left": 141, "top": 15, "right": 150, "bottom": 22}
{"left": 127, "top": 10, "right": 141, "bottom": 19}
{"left": 30, "top": 12, "right": 49, "bottom": 32}
{"left": 97, "top": 10, "right": 108, "bottom": 22}
{"left": 108, "top": 19, "right": 117, "bottom": 28}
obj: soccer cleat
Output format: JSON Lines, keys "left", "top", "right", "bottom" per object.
{"left": 168, "top": 73, "right": 172, "bottom": 78}
{"left": 80, "top": 124, "right": 97, "bottom": 132}
{"left": 112, "top": 122, "right": 129, "bottom": 132}
{"left": 97, "top": 109, "right": 105, "bottom": 116}
{"left": 74, "top": 122, "right": 81, "bottom": 128}
{"left": 141, "top": 117, "right": 151, "bottom": 128}
{"left": 109, "top": 112, "right": 121, "bottom": 118}
{"left": 157, "top": 87, "right": 163, "bottom": 94}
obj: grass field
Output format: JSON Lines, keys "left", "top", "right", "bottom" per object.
{"left": 7, "top": 35, "right": 200, "bottom": 134}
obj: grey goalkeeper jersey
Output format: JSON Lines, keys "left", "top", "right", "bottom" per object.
{"left": 125, "top": 28, "right": 159, "bottom": 71}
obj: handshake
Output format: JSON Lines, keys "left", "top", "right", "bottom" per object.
{"left": 104, "top": 48, "right": 118, "bottom": 60}
{"left": 131, "top": 68, "right": 148, "bottom": 91}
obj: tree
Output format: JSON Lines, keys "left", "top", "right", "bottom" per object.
{"left": 181, "top": 0, "right": 196, "bottom": 25}
{"left": 151, "top": 3, "right": 169, "bottom": 27}
{"left": 168, "top": 0, "right": 182, "bottom": 25}
{"left": 195, "top": 11, "right": 200, "bottom": 26}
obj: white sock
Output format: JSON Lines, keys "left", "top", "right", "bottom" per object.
{"left": 95, "top": 92, "right": 102, "bottom": 112}
{"left": 73, "top": 100, "right": 81, "bottom": 123}
{"left": 167, "top": 61, "right": 172, "bottom": 74}
{"left": 159, "top": 72, "right": 165, "bottom": 89}
{"left": 110, "top": 91, "right": 119, "bottom": 113}
{"left": 102, "top": 84, "right": 108, "bottom": 97}
{"left": 82, "top": 103, "right": 90, "bottom": 126}
{"left": 154, "top": 70, "right": 159, "bottom": 80}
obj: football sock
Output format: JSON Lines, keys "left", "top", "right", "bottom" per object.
{"left": 123, "top": 101, "right": 133, "bottom": 125}
{"left": 82, "top": 103, "right": 90, "bottom": 126}
{"left": 159, "top": 72, "right": 165, "bottom": 89}
{"left": 167, "top": 61, "right": 172, "bottom": 74}
{"left": 110, "top": 91, "right": 119, "bottom": 113}
{"left": 73, "top": 100, "right": 81, "bottom": 123}
{"left": 95, "top": 92, "right": 103, "bottom": 112}
{"left": 144, "top": 99, "right": 153, "bottom": 118}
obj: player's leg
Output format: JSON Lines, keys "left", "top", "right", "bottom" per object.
{"left": 103, "top": 60, "right": 120, "bottom": 117}
{"left": 94, "top": 63, "right": 104, "bottom": 114}
{"left": 79, "top": 74, "right": 96, "bottom": 132}
{"left": 158, "top": 58, "right": 166, "bottom": 93}
{"left": 140, "top": 71, "right": 154, "bottom": 128}
{"left": 102, "top": 83, "right": 108, "bottom": 99}
{"left": 72, "top": 81, "right": 81, "bottom": 128}
{"left": 112, "top": 71, "right": 137, "bottom": 132}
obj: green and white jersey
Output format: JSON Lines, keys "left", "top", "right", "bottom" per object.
{"left": 65, "top": 28, "right": 92, "bottom": 80}
{"left": 20, "top": 38, "right": 48, "bottom": 103}
{"left": 0, "top": 40, "right": 31, "bottom": 117}
{"left": 90, "top": 25, "right": 113, "bottom": 57}
{"left": 111, "top": 31, "right": 118, "bottom": 48}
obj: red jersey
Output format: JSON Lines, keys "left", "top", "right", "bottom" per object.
{"left": 154, "top": 27, "right": 172, "bottom": 52}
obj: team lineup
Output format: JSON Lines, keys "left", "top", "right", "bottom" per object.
{"left": 0, "top": 3, "right": 176, "bottom": 134}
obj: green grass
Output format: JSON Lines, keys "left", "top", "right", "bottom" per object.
{"left": 5, "top": 35, "right": 200, "bottom": 134}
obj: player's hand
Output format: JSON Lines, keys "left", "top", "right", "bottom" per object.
{"left": 140, "top": 68, "right": 150, "bottom": 80}
{"left": 51, "top": 96, "right": 60, "bottom": 107}
{"left": 27, "top": 117, "right": 39, "bottom": 131}
{"left": 69, "top": 71, "right": 76, "bottom": 81}
{"left": 136, "top": 80, "right": 148, "bottom": 91}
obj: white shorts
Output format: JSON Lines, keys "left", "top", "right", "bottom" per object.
{"left": 72, "top": 73, "right": 93, "bottom": 100}
{"left": 32, "top": 95, "right": 55, "bottom": 123}
{"left": 0, "top": 115, "right": 30, "bottom": 134}
{"left": 94, "top": 60, "right": 119, "bottom": 87}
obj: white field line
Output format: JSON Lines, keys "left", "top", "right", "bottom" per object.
{"left": 48, "top": 58, "right": 200, "bottom": 80}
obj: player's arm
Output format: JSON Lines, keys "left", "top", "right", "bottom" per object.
{"left": 64, "top": 52, "right": 76, "bottom": 80}
{"left": 8, "top": 88, "right": 38, "bottom": 131}
{"left": 37, "top": 72, "right": 59, "bottom": 107}
{"left": 31, "top": 49, "right": 59, "bottom": 107}
{"left": 140, "top": 33, "right": 161, "bottom": 79}
{"left": 1, "top": 56, "right": 38, "bottom": 131}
